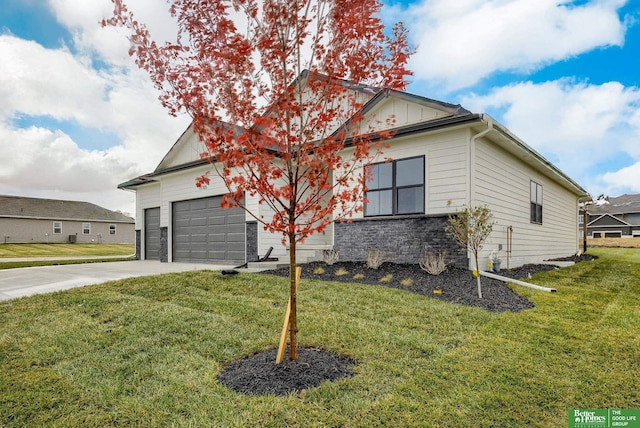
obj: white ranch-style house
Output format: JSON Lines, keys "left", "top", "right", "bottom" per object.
{"left": 119, "top": 75, "right": 588, "bottom": 270}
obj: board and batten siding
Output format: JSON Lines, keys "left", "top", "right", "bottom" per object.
{"left": 473, "top": 137, "right": 579, "bottom": 268}
{"left": 357, "top": 98, "right": 454, "bottom": 134}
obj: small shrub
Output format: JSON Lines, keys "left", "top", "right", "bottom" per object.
{"left": 313, "top": 266, "right": 325, "bottom": 275}
{"left": 366, "top": 247, "right": 385, "bottom": 269}
{"left": 335, "top": 268, "right": 349, "bottom": 276}
{"left": 322, "top": 249, "right": 339, "bottom": 266}
{"left": 419, "top": 250, "right": 447, "bottom": 276}
{"left": 400, "top": 278, "right": 413, "bottom": 287}
{"left": 353, "top": 273, "right": 365, "bottom": 280}
{"left": 379, "top": 274, "right": 393, "bottom": 283}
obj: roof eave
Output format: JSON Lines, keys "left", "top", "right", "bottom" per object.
{"left": 481, "top": 114, "right": 589, "bottom": 198}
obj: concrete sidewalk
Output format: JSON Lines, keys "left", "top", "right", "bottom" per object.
{"left": 0, "top": 260, "right": 265, "bottom": 301}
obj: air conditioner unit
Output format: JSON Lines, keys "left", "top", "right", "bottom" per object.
{"left": 69, "top": 234, "right": 77, "bottom": 243}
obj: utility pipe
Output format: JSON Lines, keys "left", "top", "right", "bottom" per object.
{"left": 480, "top": 270, "right": 557, "bottom": 293}
{"left": 506, "top": 225, "right": 513, "bottom": 269}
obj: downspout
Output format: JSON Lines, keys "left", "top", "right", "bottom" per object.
{"left": 469, "top": 114, "right": 495, "bottom": 206}
{"left": 466, "top": 114, "right": 495, "bottom": 269}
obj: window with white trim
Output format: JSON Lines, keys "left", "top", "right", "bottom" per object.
{"left": 109, "top": 224, "right": 116, "bottom": 235}
{"left": 530, "top": 181, "right": 543, "bottom": 224}
{"left": 83, "top": 223, "right": 91, "bottom": 235}
{"left": 53, "top": 222, "right": 62, "bottom": 234}
{"left": 365, "top": 156, "right": 425, "bottom": 216}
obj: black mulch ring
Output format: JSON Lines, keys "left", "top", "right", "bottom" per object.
{"left": 217, "top": 346, "right": 355, "bottom": 396}
{"left": 262, "top": 261, "right": 565, "bottom": 313}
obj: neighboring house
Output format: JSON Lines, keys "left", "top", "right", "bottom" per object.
{"left": 0, "top": 195, "right": 135, "bottom": 244}
{"left": 582, "top": 194, "right": 640, "bottom": 238}
{"left": 119, "top": 74, "right": 588, "bottom": 269}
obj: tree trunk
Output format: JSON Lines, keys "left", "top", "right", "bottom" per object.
{"left": 288, "top": 235, "right": 298, "bottom": 361}
{"left": 475, "top": 253, "right": 483, "bottom": 299}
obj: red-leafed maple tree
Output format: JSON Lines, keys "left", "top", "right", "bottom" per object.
{"left": 104, "top": 0, "right": 412, "bottom": 361}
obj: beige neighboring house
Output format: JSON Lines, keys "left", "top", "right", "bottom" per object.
{"left": 120, "top": 72, "right": 588, "bottom": 268}
{"left": 0, "top": 195, "right": 135, "bottom": 244}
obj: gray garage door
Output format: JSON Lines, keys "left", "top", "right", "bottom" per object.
{"left": 144, "top": 207, "right": 161, "bottom": 260}
{"left": 172, "top": 196, "right": 245, "bottom": 264}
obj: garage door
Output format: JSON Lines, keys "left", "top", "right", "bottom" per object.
{"left": 144, "top": 207, "right": 161, "bottom": 260}
{"left": 172, "top": 196, "right": 245, "bottom": 264}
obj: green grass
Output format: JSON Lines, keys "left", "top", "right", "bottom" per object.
{"left": 0, "top": 243, "right": 135, "bottom": 258}
{"left": 0, "top": 257, "right": 137, "bottom": 270}
{"left": 1, "top": 248, "right": 638, "bottom": 427}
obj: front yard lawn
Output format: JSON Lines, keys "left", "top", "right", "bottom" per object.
{"left": 0, "top": 248, "right": 638, "bottom": 427}
{"left": 0, "top": 243, "right": 135, "bottom": 258}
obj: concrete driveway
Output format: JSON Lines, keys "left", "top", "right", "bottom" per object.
{"left": 0, "top": 260, "right": 258, "bottom": 301}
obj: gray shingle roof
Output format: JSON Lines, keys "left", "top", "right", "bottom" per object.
{"left": 0, "top": 195, "right": 134, "bottom": 223}
{"left": 587, "top": 194, "right": 640, "bottom": 215}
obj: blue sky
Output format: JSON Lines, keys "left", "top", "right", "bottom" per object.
{"left": 1, "top": 0, "right": 639, "bottom": 216}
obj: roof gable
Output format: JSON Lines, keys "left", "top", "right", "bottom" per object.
{"left": 154, "top": 124, "right": 206, "bottom": 172}
{"left": 0, "top": 195, "right": 134, "bottom": 223}
{"left": 119, "top": 72, "right": 586, "bottom": 198}
{"left": 587, "top": 213, "right": 631, "bottom": 227}
{"left": 345, "top": 89, "right": 470, "bottom": 135}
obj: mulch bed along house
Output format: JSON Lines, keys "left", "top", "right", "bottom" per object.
{"left": 219, "top": 259, "right": 595, "bottom": 396}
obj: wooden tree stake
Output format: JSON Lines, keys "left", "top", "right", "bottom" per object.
{"left": 276, "top": 266, "right": 302, "bottom": 364}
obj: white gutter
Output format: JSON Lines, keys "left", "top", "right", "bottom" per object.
{"left": 480, "top": 270, "right": 557, "bottom": 293}
{"left": 471, "top": 113, "right": 494, "bottom": 144}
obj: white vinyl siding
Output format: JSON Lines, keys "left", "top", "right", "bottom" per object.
{"left": 473, "top": 137, "right": 579, "bottom": 267}
{"left": 338, "top": 129, "right": 469, "bottom": 220}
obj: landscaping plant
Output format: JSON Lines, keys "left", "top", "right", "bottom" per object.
{"left": 104, "top": 0, "right": 413, "bottom": 360}
{"left": 419, "top": 250, "right": 447, "bottom": 275}
{"left": 446, "top": 206, "right": 495, "bottom": 298}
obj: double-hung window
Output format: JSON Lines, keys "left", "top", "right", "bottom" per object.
{"left": 365, "top": 156, "right": 425, "bottom": 216}
{"left": 53, "top": 222, "right": 62, "bottom": 234}
{"left": 530, "top": 181, "right": 543, "bottom": 224}
{"left": 109, "top": 224, "right": 116, "bottom": 235}
{"left": 83, "top": 223, "right": 91, "bottom": 235}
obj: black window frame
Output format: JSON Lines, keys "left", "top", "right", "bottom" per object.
{"left": 530, "top": 180, "right": 543, "bottom": 224}
{"left": 365, "top": 156, "right": 425, "bottom": 217}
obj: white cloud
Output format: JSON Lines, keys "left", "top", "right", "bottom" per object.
{"left": 47, "top": 0, "right": 179, "bottom": 67}
{"left": 459, "top": 78, "right": 640, "bottom": 195}
{"left": 601, "top": 161, "right": 640, "bottom": 194}
{"left": 0, "top": 31, "right": 189, "bottom": 215}
{"left": 398, "top": 0, "right": 628, "bottom": 90}
{"left": 0, "top": 35, "right": 107, "bottom": 122}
